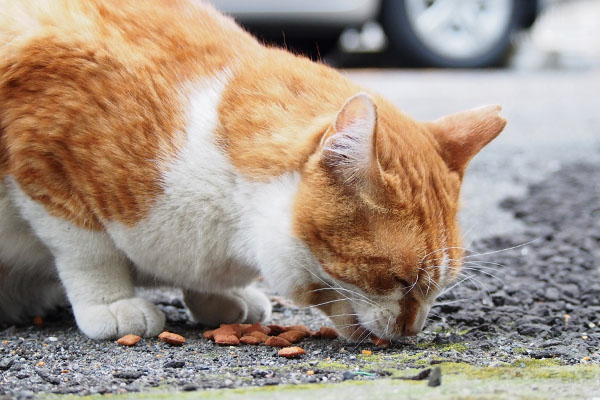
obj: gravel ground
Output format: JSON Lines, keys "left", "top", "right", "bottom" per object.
{"left": 1, "top": 159, "right": 599, "bottom": 399}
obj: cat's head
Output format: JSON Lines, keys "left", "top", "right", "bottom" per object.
{"left": 292, "top": 93, "right": 506, "bottom": 341}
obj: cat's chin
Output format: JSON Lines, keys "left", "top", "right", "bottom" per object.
{"left": 335, "top": 316, "right": 390, "bottom": 343}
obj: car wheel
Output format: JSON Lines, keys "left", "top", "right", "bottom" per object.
{"left": 381, "top": 0, "right": 520, "bottom": 68}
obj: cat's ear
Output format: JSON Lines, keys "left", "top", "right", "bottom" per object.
{"left": 427, "top": 105, "right": 507, "bottom": 176}
{"left": 321, "top": 92, "right": 381, "bottom": 190}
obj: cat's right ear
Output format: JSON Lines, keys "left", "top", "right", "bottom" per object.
{"left": 426, "top": 105, "right": 507, "bottom": 177}
{"left": 321, "top": 92, "right": 382, "bottom": 191}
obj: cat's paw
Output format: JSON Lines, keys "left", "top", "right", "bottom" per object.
{"left": 74, "top": 297, "right": 165, "bottom": 339}
{"left": 184, "top": 287, "right": 272, "bottom": 327}
{"left": 233, "top": 286, "right": 272, "bottom": 324}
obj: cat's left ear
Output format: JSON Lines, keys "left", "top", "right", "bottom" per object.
{"left": 427, "top": 105, "right": 507, "bottom": 177}
{"left": 321, "top": 92, "right": 381, "bottom": 190}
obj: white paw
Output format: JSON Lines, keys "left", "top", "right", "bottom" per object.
{"left": 74, "top": 297, "right": 165, "bottom": 339}
{"left": 184, "top": 287, "right": 272, "bottom": 327}
{"left": 233, "top": 286, "right": 272, "bottom": 324}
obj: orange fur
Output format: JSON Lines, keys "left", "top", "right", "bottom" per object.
{"left": 0, "top": 0, "right": 255, "bottom": 228}
{"left": 0, "top": 0, "right": 506, "bottom": 337}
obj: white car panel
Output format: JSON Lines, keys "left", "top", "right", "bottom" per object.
{"left": 209, "top": 0, "right": 380, "bottom": 25}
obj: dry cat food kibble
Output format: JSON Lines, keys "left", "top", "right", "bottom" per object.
{"left": 158, "top": 331, "right": 186, "bottom": 345}
{"left": 202, "top": 323, "right": 340, "bottom": 351}
{"left": 265, "top": 336, "right": 291, "bottom": 347}
{"left": 278, "top": 346, "right": 306, "bottom": 358}
{"left": 116, "top": 334, "right": 142, "bottom": 346}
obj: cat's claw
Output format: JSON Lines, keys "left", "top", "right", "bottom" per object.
{"left": 74, "top": 298, "right": 165, "bottom": 339}
{"left": 184, "top": 286, "right": 272, "bottom": 327}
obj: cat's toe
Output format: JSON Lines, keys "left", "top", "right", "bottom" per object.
{"left": 74, "top": 298, "right": 165, "bottom": 339}
{"left": 234, "top": 287, "right": 272, "bottom": 324}
{"left": 109, "top": 298, "right": 165, "bottom": 337}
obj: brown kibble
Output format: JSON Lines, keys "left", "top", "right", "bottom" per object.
{"left": 158, "top": 331, "right": 186, "bottom": 345}
{"left": 267, "top": 324, "right": 288, "bottom": 335}
{"left": 310, "top": 330, "right": 321, "bottom": 338}
{"left": 371, "top": 336, "right": 390, "bottom": 348}
{"left": 278, "top": 346, "right": 306, "bottom": 358}
{"left": 249, "top": 331, "right": 269, "bottom": 342}
{"left": 36, "top": 361, "right": 45, "bottom": 367}
{"left": 361, "top": 349, "right": 372, "bottom": 355}
{"left": 218, "top": 324, "right": 242, "bottom": 338}
{"left": 214, "top": 334, "right": 240, "bottom": 346}
{"left": 242, "top": 322, "right": 271, "bottom": 336}
{"left": 287, "top": 325, "right": 311, "bottom": 335}
{"left": 117, "top": 334, "right": 142, "bottom": 346}
{"left": 278, "top": 330, "right": 307, "bottom": 344}
{"left": 265, "top": 336, "right": 291, "bottom": 348}
{"left": 319, "top": 326, "right": 339, "bottom": 339}
{"left": 33, "top": 316, "right": 43, "bottom": 326}
{"left": 306, "top": 370, "right": 315, "bottom": 376}
{"left": 202, "top": 330, "right": 215, "bottom": 340}
{"left": 239, "top": 335, "right": 262, "bottom": 345}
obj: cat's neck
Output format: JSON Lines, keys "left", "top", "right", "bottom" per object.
{"left": 231, "top": 171, "right": 320, "bottom": 296}
{"left": 215, "top": 48, "right": 360, "bottom": 180}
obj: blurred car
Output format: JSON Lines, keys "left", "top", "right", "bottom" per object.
{"left": 210, "top": 0, "right": 541, "bottom": 68}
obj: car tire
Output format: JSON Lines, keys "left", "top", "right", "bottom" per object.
{"left": 381, "top": 0, "right": 521, "bottom": 68}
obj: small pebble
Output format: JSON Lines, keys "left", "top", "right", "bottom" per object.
{"left": 427, "top": 366, "right": 442, "bottom": 387}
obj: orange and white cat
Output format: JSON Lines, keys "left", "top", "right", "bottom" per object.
{"left": 0, "top": 0, "right": 506, "bottom": 340}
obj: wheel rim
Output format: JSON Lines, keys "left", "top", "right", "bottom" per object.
{"left": 404, "top": 0, "right": 514, "bottom": 61}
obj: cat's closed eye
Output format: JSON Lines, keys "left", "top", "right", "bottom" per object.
{"left": 392, "top": 275, "right": 411, "bottom": 289}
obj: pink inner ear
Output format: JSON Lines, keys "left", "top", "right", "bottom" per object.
{"left": 428, "top": 105, "right": 507, "bottom": 174}
{"left": 321, "top": 92, "right": 379, "bottom": 190}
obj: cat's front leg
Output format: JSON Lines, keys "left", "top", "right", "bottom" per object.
{"left": 8, "top": 182, "right": 165, "bottom": 339}
{"left": 56, "top": 244, "right": 166, "bottom": 339}
{"left": 183, "top": 286, "right": 272, "bottom": 327}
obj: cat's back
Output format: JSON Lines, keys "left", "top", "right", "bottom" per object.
{"left": 0, "top": 0, "right": 260, "bottom": 229}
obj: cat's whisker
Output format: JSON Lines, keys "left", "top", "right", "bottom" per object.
{"left": 336, "top": 318, "right": 380, "bottom": 330}
{"left": 458, "top": 266, "right": 504, "bottom": 282}
{"left": 462, "top": 239, "right": 537, "bottom": 259}
{"left": 352, "top": 323, "right": 377, "bottom": 351}
{"left": 434, "top": 298, "right": 474, "bottom": 306}
{"left": 298, "top": 298, "right": 354, "bottom": 310}
{"left": 439, "top": 274, "right": 479, "bottom": 295}
{"left": 419, "top": 246, "right": 472, "bottom": 264}
{"left": 384, "top": 315, "right": 392, "bottom": 339}
{"left": 307, "top": 287, "right": 379, "bottom": 307}
{"left": 305, "top": 312, "right": 365, "bottom": 322}
{"left": 297, "top": 265, "right": 379, "bottom": 309}
{"left": 419, "top": 267, "right": 443, "bottom": 293}
{"left": 455, "top": 272, "right": 491, "bottom": 296}
{"left": 297, "top": 262, "right": 380, "bottom": 307}
{"left": 460, "top": 263, "right": 503, "bottom": 272}
{"left": 404, "top": 275, "right": 419, "bottom": 295}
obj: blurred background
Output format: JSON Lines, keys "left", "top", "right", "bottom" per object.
{"left": 210, "top": 0, "right": 600, "bottom": 241}
{"left": 209, "top": 0, "right": 600, "bottom": 69}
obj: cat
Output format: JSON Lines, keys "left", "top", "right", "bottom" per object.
{"left": 0, "top": 0, "right": 506, "bottom": 341}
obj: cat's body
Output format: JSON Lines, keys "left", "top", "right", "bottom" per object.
{"left": 0, "top": 0, "right": 506, "bottom": 340}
